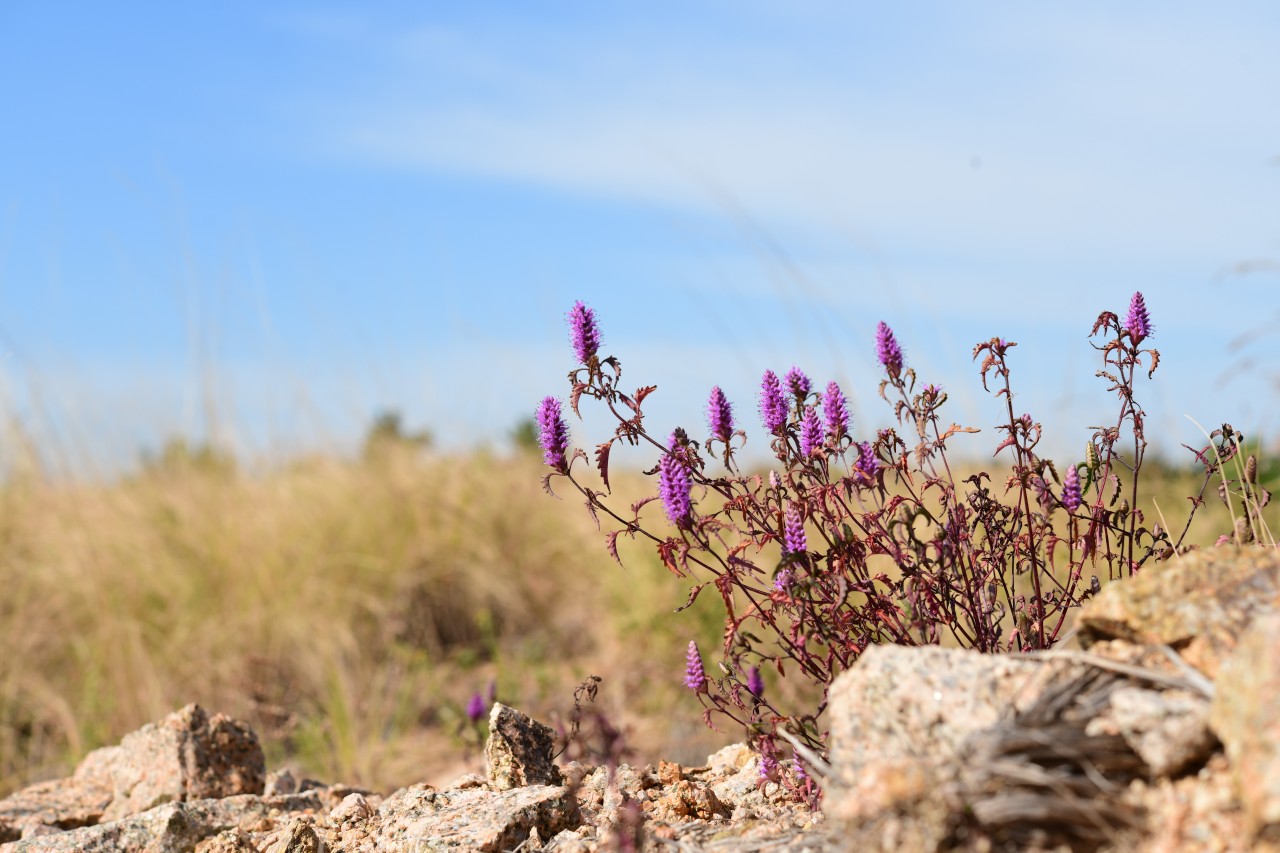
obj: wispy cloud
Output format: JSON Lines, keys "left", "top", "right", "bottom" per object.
{"left": 310, "top": 5, "right": 1278, "bottom": 274}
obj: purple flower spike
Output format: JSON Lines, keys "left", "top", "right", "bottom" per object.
{"left": 759, "top": 370, "right": 788, "bottom": 434}
{"left": 1061, "top": 464, "right": 1082, "bottom": 512}
{"left": 465, "top": 692, "right": 487, "bottom": 724}
{"left": 747, "top": 666, "right": 764, "bottom": 699}
{"left": 855, "top": 441, "right": 879, "bottom": 481}
{"left": 784, "top": 504, "right": 807, "bottom": 554}
{"left": 1124, "top": 292, "right": 1152, "bottom": 343}
{"left": 684, "top": 641, "right": 707, "bottom": 692}
{"left": 774, "top": 568, "right": 792, "bottom": 591}
{"left": 568, "top": 300, "right": 602, "bottom": 363}
{"left": 799, "top": 406, "right": 822, "bottom": 458}
{"left": 824, "top": 381, "right": 849, "bottom": 443}
{"left": 707, "top": 386, "right": 734, "bottom": 443}
{"left": 785, "top": 366, "right": 812, "bottom": 403}
{"left": 658, "top": 432, "right": 692, "bottom": 526}
{"left": 876, "top": 321, "right": 904, "bottom": 377}
{"left": 537, "top": 396, "right": 570, "bottom": 471}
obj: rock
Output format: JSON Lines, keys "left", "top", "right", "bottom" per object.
{"left": 3, "top": 801, "right": 210, "bottom": 853}
{"left": 0, "top": 705, "right": 265, "bottom": 837}
{"left": 1210, "top": 610, "right": 1280, "bottom": 842}
{"left": 1077, "top": 546, "right": 1280, "bottom": 678}
{"left": 99, "top": 704, "right": 265, "bottom": 821}
{"left": 822, "top": 644, "right": 1193, "bottom": 850}
{"left": 369, "top": 783, "right": 579, "bottom": 852}
{"left": 196, "top": 828, "right": 259, "bottom": 853}
{"left": 328, "top": 793, "right": 372, "bottom": 826}
{"left": 1086, "top": 685, "right": 1217, "bottom": 777}
{"left": 484, "top": 703, "right": 562, "bottom": 790}
{"left": 262, "top": 770, "right": 296, "bottom": 797}
{"left": 261, "top": 817, "right": 321, "bottom": 853}
{"left": 825, "top": 643, "right": 1045, "bottom": 777}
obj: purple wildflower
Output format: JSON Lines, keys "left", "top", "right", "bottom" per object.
{"left": 537, "top": 396, "right": 570, "bottom": 470}
{"left": 683, "top": 641, "right": 707, "bottom": 692}
{"left": 759, "top": 370, "right": 788, "bottom": 434}
{"left": 855, "top": 441, "right": 879, "bottom": 481}
{"left": 747, "top": 666, "right": 764, "bottom": 700}
{"left": 568, "top": 300, "right": 602, "bottom": 363}
{"left": 758, "top": 749, "right": 779, "bottom": 782}
{"left": 1124, "top": 291, "right": 1152, "bottom": 343}
{"left": 875, "top": 321, "right": 904, "bottom": 377}
{"left": 783, "top": 504, "right": 807, "bottom": 554}
{"left": 707, "top": 386, "right": 734, "bottom": 443}
{"left": 1061, "top": 464, "right": 1082, "bottom": 513}
{"left": 824, "top": 381, "right": 849, "bottom": 443}
{"left": 658, "top": 432, "right": 692, "bottom": 526}
{"left": 465, "top": 692, "right": 487, "bottom": 724}
{"left": 785, "top": 366, "right": 811, "bottom": 403}
{"left": 774, "top": 568, "right": 792, "bottom": 591}
{"left": 799, "top": 406, "right": 822, "bottom": 458}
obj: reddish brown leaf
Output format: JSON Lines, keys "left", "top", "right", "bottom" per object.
{"left": 675, "top": 583, "right": 707, "bottom": 612}
{"left": 604, "top": 530, "right": 624, "bottom": 566}
{"left": 569, "top": 382, "right": 587, "bottom": 418}
{"left": 540, "top": 473, "right": 560, "bottom": 499}
{"left": 630, "top": 495, "right": 660, "bottom": 514}
{"left": 595, "top": 439, "right": 614, "bottom": 491}
{"left": 634, "top": 385, "right": 657, "bottom": 406}
{"left": 658, "top": 539, "right": 686, "bottom": 577}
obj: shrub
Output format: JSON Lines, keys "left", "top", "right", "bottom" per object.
{"left": 538, "top": 293, "right": 1264, "bottom": 790}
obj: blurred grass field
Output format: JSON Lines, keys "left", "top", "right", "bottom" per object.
{"left": 0, "top": 427, "right": 1271, "bottom": 798}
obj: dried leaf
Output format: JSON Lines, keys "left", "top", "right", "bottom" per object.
{"left": 540, "top": 473, "right": 560, "bottom": 499}
{"left": 1147, "top": 348, "right": 1161, "bottom": 379}
{"left": 675, "top": 583, "right": 707, "bottom": 612}
{"left": 570, "top": 382, "right": 587, "bottom": 418}
{"left": 634, "top": 385, "right": 657, "bottom": 406}
{"left": 940, "top": 423, "right": 980, "bottom": 441}
{"left": 595, "top": 440, "right": 614, "bottom": 491}
{"left": 604, "top": 530, "right": 624, "bottom": 566}
{"left": 630, "top": 495, "right": 660, "bottom": 514}
{"left": 658, "top": 539, "right": 686, "bottom": 578}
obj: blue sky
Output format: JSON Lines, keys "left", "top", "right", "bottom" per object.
{"left": 1, "top": 3, "right": 1277, "bottom": 475}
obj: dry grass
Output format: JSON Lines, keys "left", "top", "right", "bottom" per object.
{"left": 0, "top": 444, "right": 728, "bottom": 796}
{"left": 0, "top": 442, "right": 1269, "bottom": 798}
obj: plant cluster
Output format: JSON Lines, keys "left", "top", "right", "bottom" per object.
{"left": 537, "top": 295, "right": 1262, "bottom": 788}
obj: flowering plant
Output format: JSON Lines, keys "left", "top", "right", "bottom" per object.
{"left": 538, "top": 293, "right": 1252, "bottom": 789}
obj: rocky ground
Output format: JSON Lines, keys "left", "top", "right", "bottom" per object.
{"left": 1, "top": 546, "right": 1278, "bottom": 851}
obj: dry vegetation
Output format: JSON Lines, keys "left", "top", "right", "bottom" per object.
{"left": 0, "top": 438, "right": 1269, "bottom": 798}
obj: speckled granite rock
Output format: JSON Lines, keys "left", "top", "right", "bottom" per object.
{"left": 1077, "top": 546, "right": 1280, "bottom": 678}
{"left": 1211, "top": 610, "right": 1280, "bottom": 842}
{"left": 485, "top": 703, "right": 563, "bottom": 791}
{"left": 821, "top": 547, "right": 1280, "bottom": 852}
{"left": 0, "top": 705, "right": 265, "bottom": 839}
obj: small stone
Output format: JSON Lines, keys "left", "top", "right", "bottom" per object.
{"left": 261, "top": 817, "right": 321, "bottom": 853}
{"left": 1077, "top": 546, "right": 1280, "bottom": 678}
{"left": 196, "top": 827, "right": 260, "bottom": 853}
{"left": 1210, "top": 610, "right": 1280, "bottom": 840}
{"left": 263, "top": 770, "right": 297, "bottom": 797}
{"left": 484, "top": 703, "right": 562, "bottom": 791}
{"left": 328, "top": 792, "right": 372, "bottom": 825}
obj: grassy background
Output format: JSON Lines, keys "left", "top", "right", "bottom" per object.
{"left": 0, "top": 433, "right": 1271, "bottom": 797}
